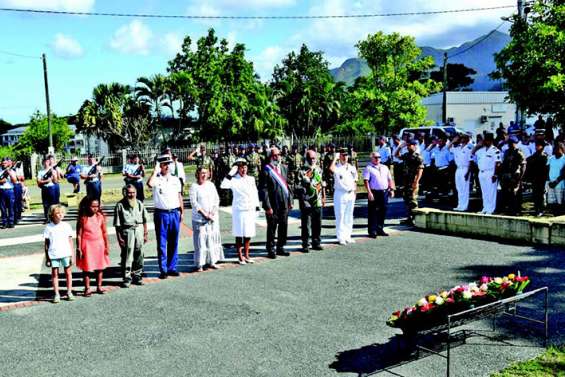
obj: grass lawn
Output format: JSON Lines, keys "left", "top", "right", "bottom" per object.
{"left": 492, "top": 346, "right": 565, "bottom": 377}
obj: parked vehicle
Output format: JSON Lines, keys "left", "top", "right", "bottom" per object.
{"left": 399, "top": 126, "right": 470, "bottom": 140}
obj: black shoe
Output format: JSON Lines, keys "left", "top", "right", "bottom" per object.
{"left": 312, "top": 245, "right": 324, "bottom": 251}
{"left": 267, "top": 252, "right": 277, "bottom": 259}
{"left": 0, "top": 224, "right": 5, "bottom": 229}
{"left": 377, "top": 231, "right": 389, "bottom": 237}
{"left": 132, "top": 279, "right": 144, "bottom": 286}
{"left": 301, "top": 247, "right": 310, "bottom": 253}
{"left": 7, "top": 224, "right": 14, "bottom": 228}
{"left": 121, "top": 281, "right": 131, "bottom": 288}
{"left": 168, "top": 271, "right": 180, "bottom": 277}
{"left": 159, "top": 273, "right": 168, "bottom": 279}
{"left": 276, "top": 251, "right": 290, "bottom": 257}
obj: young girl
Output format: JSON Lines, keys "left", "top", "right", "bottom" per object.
{"left": 43, "top": 204, "right": 74, "bottom": 303}
{"left": 76, "top": 196, "right": 110, "bottom": 296}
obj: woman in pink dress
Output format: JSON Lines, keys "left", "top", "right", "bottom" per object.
{"left": 76, "top": 196, "right": 110, "bottom": 296}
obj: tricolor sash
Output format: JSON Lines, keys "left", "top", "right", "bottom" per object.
{"left": 265, "top": 164, "right": 289, "bottom": 199}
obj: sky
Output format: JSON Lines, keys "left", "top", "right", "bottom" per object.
{"left": 0, "top": 0, "right": 514, "bottom": 124}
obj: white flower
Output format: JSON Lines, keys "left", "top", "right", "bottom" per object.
{"left": 416, "top": 298, "right": 428, "bottom": 307}
{"left": 435, "top": 296, "right": 445, "bottom": 305}
{"left": 462, "top": 290, "right": 473, "bottom": 300}
{"left": 480, "top": 283, "right": 489, "bottom": 292}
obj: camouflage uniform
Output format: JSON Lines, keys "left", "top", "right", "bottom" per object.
{"left": 401, "top": 151, "right": 424, "bottom": 221}
{"left": 500, "top": 147, "right": 526, "bottom": 214}
{"left": 323, "top": 152, "right": 335, "bottom": 196}
{"left": 196, "top": 154, "right": 215, "bottom": 175}
{"left": 296, "top": 164, "right": 324, "bottom": 250}
{"left": 246, "top": 151, "right": 262, "bottom": 182}
{"left": 287, "top": 151, "right": 303, "bottom": 190}
{"left": 217, "top": 152, "right": 235, "bottom": 206}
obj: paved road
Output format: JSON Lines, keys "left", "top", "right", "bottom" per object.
{"left": 0, "top": 200, "right": 562, "bottom": 377}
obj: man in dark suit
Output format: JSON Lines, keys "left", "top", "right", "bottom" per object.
{"left": 262, "top": 146, "right": 293, "bottom": 258}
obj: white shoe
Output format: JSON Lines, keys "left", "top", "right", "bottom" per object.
{"left": 347, "top": 238, "right": 356, "bottom": 244}
{"left": 338, "top": 240, "right": 347, "bottom": 245}
{"left": 245, "top": 258, "right": 255, "bottom": 264}
{"left": 453, "top": 207, "right": 461, "bottom": 211}
{"left": 238, "top": 260, "right": 247, "bottom": 265}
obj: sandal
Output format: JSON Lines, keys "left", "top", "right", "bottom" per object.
{"left": 96, "top": 287, "right": 106, "bottom": 295}
{"left": 83, "top": 289, "right": 92, "bottom": 297}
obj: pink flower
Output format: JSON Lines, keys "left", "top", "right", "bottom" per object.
{"left": 480, "top": 276, "right": 490, "bottom": 284}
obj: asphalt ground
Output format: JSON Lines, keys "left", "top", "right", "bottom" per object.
{"left": 0, "top": 200, "right": 563, "bottom": 377}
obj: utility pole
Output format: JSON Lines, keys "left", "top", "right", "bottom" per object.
{"left": 515, "top": 0, "right": 526, "bottom": 127}
{"left": 442, "top": 52, "right": 448, "bottom": 125}
{"left": 42, "top": 53, "right": 53, "bottom": 154}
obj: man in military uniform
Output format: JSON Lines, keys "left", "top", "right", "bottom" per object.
{"left": 296, "top": 150, "right": 325, "bottom": 252}
{"left": 394, "top": 139, "right": 424, "bottom": 226}
{"left": 246, "top": 144, "right": 262, "bottom": 182}
{"left": 216, "top": 146, "right": 235, "bottom": 206}
{"left": 190, "top": 145, "right": 214, "bottom": 180}
{"left": 499, "top": 135, "right": 526, "bottom": 215}
{"left": 113, "top": 184, "right": 149, "bottom": 287}
{"left": 286, "top": 144, "right": 303, "bottom": 190}
{"left": 526, "top": 140, "right": 549, "bottom": 216}
{"left": 323, "top": 143, "right": 336, "bottom": 196}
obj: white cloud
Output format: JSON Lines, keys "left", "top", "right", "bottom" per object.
{"left": 51, "top": 33, "right": 83, "bottom": 58}
{"left": 0, "top": 0, "right": 95, "bottom": 12}
{"left": 110, "top": 20, "right": 152, "bottom": 55}
{"left": 252, "top": 45, "right": 286, "bottom": 81}
{"left": 161, "top": 32, "right": 184, "bottom": 56}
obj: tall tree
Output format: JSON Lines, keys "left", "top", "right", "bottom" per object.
{"left": 431, "top": 63, "right": 477, "bottom": 91}
{"left": 270, "top": 44, "right": 341, "bottom": 139}
{"left": 492, "top": 0, "right": 565, "bottom": 126}
{"left": 339, "top": 32, "right": 441, "bottom": 135}
{"left": 15, "top": 111, "right": 72, "bottom": 154}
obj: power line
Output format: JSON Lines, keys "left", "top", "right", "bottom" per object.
{"left": 0, "top": 5, "right": 515, "bottom": 20}
{"left": 448, "top": 22, "right": 506, "bottom": 59}
{"left": 0, "top": 49, "right": 40, "bottom": 60}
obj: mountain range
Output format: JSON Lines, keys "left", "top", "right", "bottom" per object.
{"left": 329, "top": 30, "right": 511, "bottom": 91}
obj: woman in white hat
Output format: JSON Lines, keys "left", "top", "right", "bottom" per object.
{"left": 221, "top": 158, "right": 260, "bottom": 264}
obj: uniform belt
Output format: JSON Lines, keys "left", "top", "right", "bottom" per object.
{"left": 437, "top": 166, "right": 449, "bottom": 170}
{"left": 155, "top": 207, "right": 180, "bottom": 213}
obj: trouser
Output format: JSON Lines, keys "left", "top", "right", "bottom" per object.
{"left": 0, "top": 188, "right": 15, "bottom": 226}
{"left": 154, "top": 209, "right": 180, "bottom": 274}
{"left": 41, "top": 185, "right": 59, "bottom": 220}
{"left": 368, "top": 189, "right": 388, "bottom": 235}
{"left": 266, "top": 208, "right": 288, "bottom": 253}
{"left": 403, "top": 185, "right": 419, "bottom": 220}
{"left": 67, "top": 175, "right": 80, "bottom": 192}
{"left": 532, "top": 181, "right": 546, "bottom": 213}
{"left": 13, "top": 183, "right": 22, "bottom": 221}
{"left": 435, "top": 167, "right": 450, "bottom": 196}
{"left": 86, "top": 181, "right": 101, "bottom": 202}
{"left": 393, "top": 163, "right": 404, "bottom": 190}
{"left": 119, "top": 226, "right": 144, "bottom": 282}
{"left": 300, "top": 205, "right": 321, "bottom": 248}
{"left": 500, "top": 179, "right": 522, "bottom": 214}
{"left": 455, "top": 166, "right": 470, "bottom": 210}
{"left": 479, "top": 170, "right": 498, "bottom": 214}
{"left": 334, "top": 190, "right": 355, "bottom": 242}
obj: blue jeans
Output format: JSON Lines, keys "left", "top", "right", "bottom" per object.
{"left": 0, "top": 188, "right": 15, "bottom": 226}
{"left": 154, "top": 209, "right": 181, "bottom": 274}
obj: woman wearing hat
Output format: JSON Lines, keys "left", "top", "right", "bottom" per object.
{"left": 189, "top": 166, "right": 224, "bottom": 271}
{"left": 221, "top": 158, "right": 260, "bottom": 264}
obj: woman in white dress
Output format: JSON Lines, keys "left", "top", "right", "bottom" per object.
{"left": 189, "top": 167, "right": 224, "bottom": 272}
{"left": 220, "top": 158, "right": 260, "bottom": 265}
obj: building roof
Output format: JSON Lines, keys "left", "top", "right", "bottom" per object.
{"left": 1, "top": 126, "right": 27, "bottom": 136}
{"left": 422, "top": 91, "right": 512, "bottom": 106}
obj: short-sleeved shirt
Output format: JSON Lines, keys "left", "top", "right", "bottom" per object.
{"left": 123, "top": 163, "right": 143, "bottom": 182}
{"left": 363, "top": 163, "right": 392, "bottom": 191}
{"left": 152, "top": 174, "right": 182, "bottom": 210}
{"left": 43, "top": 222, "right": 73, "bottom": 259}
{"left": 452, "top": 143, "right": 474, "bottom": 168}
{"left": 66, "top": 164, "right": 82, "bottom": 179}
{"left": 401, "top": 152, "right": 424, "bottom": 184}
{"left": 81, "top": 164, "right": 101, "bottom": 182}
{"left": 431, "top": 146, "right": 453, "bottom": 168}
{"left": 375, "top": 145, "right": 392, "bottom": 165}
{"left": 475, "top": 146, "right": 502, "bottom": 171}
{"left": 333, "top": 162, "right": 358, "bottom": 193}
{"left": 37, "top": 169, "right": 54, "bottom": 187}
{"left": 547, "top": 155, "right": 565, "bottom": 189}
{"left": 113, "top": 199, "right": 148, "bottom": 229}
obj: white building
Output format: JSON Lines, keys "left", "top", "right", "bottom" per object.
{"left": 0, "top": 126, "right": 26, "bottom": 146}
{"left": 422, "top": 91, "right": 517, "bottom": 134}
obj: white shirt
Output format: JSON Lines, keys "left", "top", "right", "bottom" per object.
{"left": 43, "top": 222, "right": 73, "bottom": 259}
{"left": 517, "top": 142, "right": 534, "bottom": 158}
{"left": 452, "top": 143, "right": 474, "bottom": 168}
{"left": 37, "top": 169, "right": 54, "bottom": 187}
{"left": 81, "top": 164, "right": 102, "bottom": 182}
{"left": 547, "top": 156, "right": 565, "bottom": 189}
{"left": 189, "top": 181, "right": 219, "bottom": 223}
{"left": 123, "top": 163, "right": 143, "bottom": 182}
{"left": 334, "top": 162, "right": 358, "bottom": 193}
{"left": 152, "top": 173, "right": 182, "bottom": 210}
{"left": 475, "top": 146, "right": 502, "bottom": 171}
{"left": 220, "top": 175, "right": 260, "bottom": 211}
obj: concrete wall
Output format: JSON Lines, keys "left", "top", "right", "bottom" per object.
{"left": 414, "top": 208, "right": 565, "bottom": 247}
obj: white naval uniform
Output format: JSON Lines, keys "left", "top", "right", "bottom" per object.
{"left": 452, "top": 143, "right": 474, "bottom": 211}
{"left": 220, "top": 174, "right": 260, "bottom": 238}
{"left": 333, "top": 162, "right": 358, "bottom": 243}
{"left": 475, "top": 145, "right": 501, "bottom": 214}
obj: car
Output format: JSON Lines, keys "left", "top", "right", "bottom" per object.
{"left": 399, "top": 126, "right": 470, "bottom": 140}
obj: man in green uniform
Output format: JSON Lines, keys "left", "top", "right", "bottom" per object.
{"left": 190, "top": 145, "right": 215, "bottom": 180}
{"left": 499, "top": 135, "right": 526, "bottom": 215}
{"left": 217, "top": 147, "right": 235, "bottom": 206}
{"left": 246, "top": 144, "right": 262, "bottom": 182}
{"left": 323, "top": 143, "right": 336, "bottom": 196}
{"left": 113, "top": 184, "right": 149, "bottom": 287}
{"left": 296, "top": 150, "right": 325, "bottom": 253}
{"left": 395, "top": 139, "right": 423, "bottom": 226}
{"left": 526, "top": 140, "right": 549, "bottom": 216}
{"left": 287, "top": 144, "right": 303, "bottom": 190}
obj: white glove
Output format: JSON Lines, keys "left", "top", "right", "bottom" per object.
{"left": 229, "top": 166, "right": 238, "bottom": 176}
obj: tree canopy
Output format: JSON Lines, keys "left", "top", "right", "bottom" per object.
{"left": 431, "top": 63, "right": 477, "bottom": 91}
{"left": 15, "top": 111, "right": 72, "bottom": 155}
{"left": 492, "top": 0, "right": 565, "bottom": 125}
